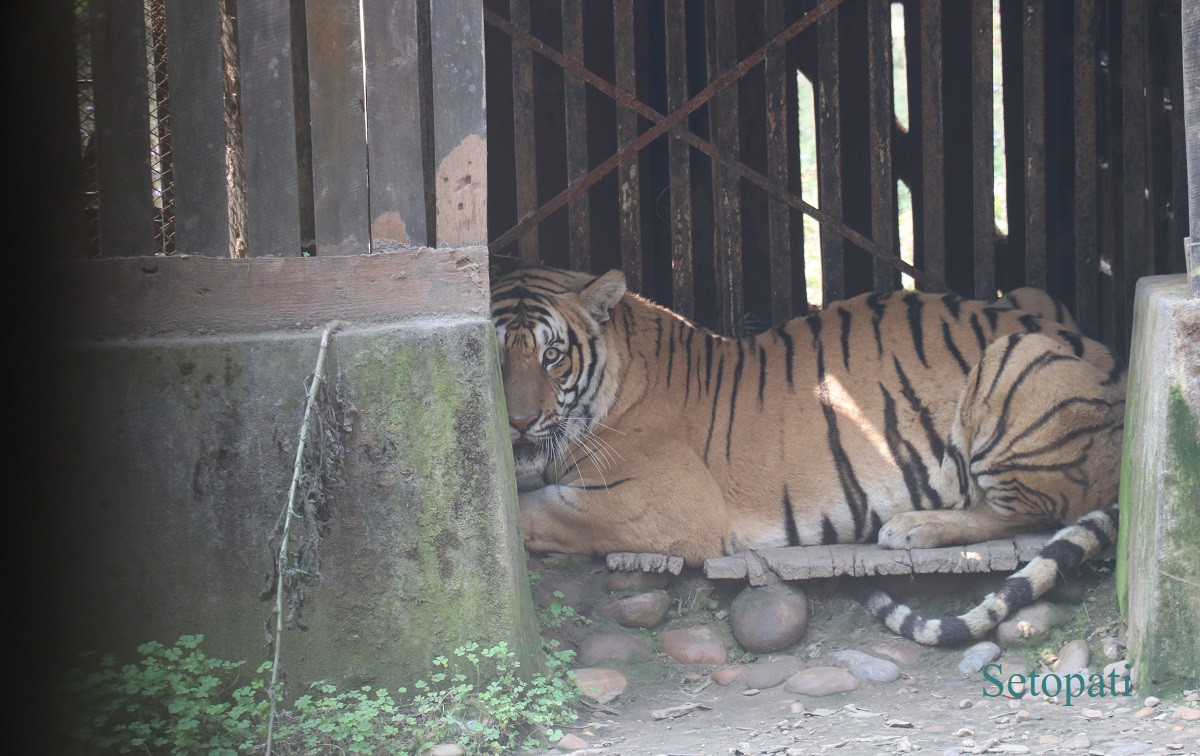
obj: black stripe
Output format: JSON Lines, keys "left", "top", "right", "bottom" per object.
{"left": 806, "top": 312, "right": 822, "bottom": 346}
{"left": 984, "top": 334, "right": 1023, "bottom": 403}
{"left": 969, "top": 312, "right": 988, "bottom": 352}
{"left": 622, "top": 302, "right": 634, "bottom": 353}
{"left": 838, "top": 307, "right": 852, "bottom": 370}
{"left": 898, "top": 612, "right": 917, "bottom": 639}
{"left": 941, "top": 320, "right": 971, "bottom": 374}
{"left": 867, "top": 292, "right": 886, "bottom": 358}
{"left": 654, "top": 315, "right": 664, "bottom": 357}
{"left": 684, "top": 328, "right": 695, "bottom": 403}
{"left": 703, "top": 356, "right": 725, "bottom": 464}
{"left": 1019, "top": 313, "right": 1043, "bottom": 333}
{"left": 942, "top": 293, "right": 962, "bottom": 319}
{"left": 880, "top": 385, "right": 925, "bottom": 510}
{"left": 1102, "top": 358, "right": 1125, "bottom": 386}
{"left": 982, "top": 306, "right": 1001, "bottom": 333}
{"left": 936, "top": 617, "right": 974, "bottom": 645}
{"left": 1058, "top": 329, "right": 1085, "bottom": 357}
{"left": 1078, "top": 517, "right": 1114, "bottom": 550}
{"left": 1038, "top": 538, "right": 1087, "bottom": 572}
{"left": 726, "top": 341, "right": 745, "bottom": 461}
{"left": 776, "top": 325, "right": 795, "bottom": 389}
{"left": 904, "top": 293, "right": 928, "bottom": 367}
{"left": 758, "top": 346, "right": 768, "bottom": 407}
{"left": 996, "top": 575, "right": 1034, "bottom": 609}
{"left": 783, "top": 486, "right": 801, "bottom": 546}
{"left": 821, "top": 516, "right": 839, "bottom": 545}
{"left": 892, "top": 357, "right": 947, "bottom": 461}
{"left": 867, "top": 510, "right": 883, "bottom": 541}
{"left": 704, "top": 333, "right": 714, "bottom": 395}
{"left": 666, "top": 321, "right": 676, "bottom": 385}
{"left": 816, "top": 342, "right": 869, "bottom": 539}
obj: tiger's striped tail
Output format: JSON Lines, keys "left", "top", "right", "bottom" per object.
{"left": 847, "top": 505, "right": 1119, "bottom": 647}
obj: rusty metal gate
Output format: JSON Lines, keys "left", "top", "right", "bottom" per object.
{"left": 483, "top": 0, "right": 1189, "bottom": 356}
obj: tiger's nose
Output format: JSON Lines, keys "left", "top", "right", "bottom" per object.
{"left": 509, "top": 414, "right": 539, "bottom": 432}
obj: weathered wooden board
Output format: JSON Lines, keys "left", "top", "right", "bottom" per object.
{"left": 164, "top": 0, "right": 228, "bottom": 257}
{"left": 703, "top": 534, "right": 1051, "bottom": 581}
{"left": 53, "top": 248, "right": 489, "bottom": 339}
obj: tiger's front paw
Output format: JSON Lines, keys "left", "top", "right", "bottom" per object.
{"left": 877, "top": 512, "right": 952, "bottom": 550}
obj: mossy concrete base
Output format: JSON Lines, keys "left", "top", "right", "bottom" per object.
{"left": 49, "top": 317, "right": 542, "bottom": 690}
{"left": 1116, "top": 275, "right": 1200, "bottom": 695}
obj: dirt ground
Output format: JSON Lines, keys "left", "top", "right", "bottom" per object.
{"left": 526, "top": 555, "right": 1200, "bottom": 756}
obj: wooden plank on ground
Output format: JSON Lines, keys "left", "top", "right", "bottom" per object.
{"left": 53, "top": 248, "right": 490, "bottom": 339}
{"left": 363, "top": 0, "right": 428, "bottom": 250}
{"left": 164, "top": 0, "right": 229, "bottom": 257}
{"left": 238, "top": 0, "right": 305, "bottom": 257}
{"left": 702, "top": 535, "right": 1050, "bottom": 581}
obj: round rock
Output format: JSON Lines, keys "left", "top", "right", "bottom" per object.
{"left": 834, "top": 649, "right": 901, "bottom": 683}
{"left": 1052, "top": 639, "right": 1090, "bottom": 675}
{"left": 870, "top": 638, "right": 923, "bottom": 667}
{"left": 572, "top": 667, "right": 629, "bottom": 701}
{"left": 660, "top": 625, "right": 728, "bottom": 665}
{"left": 594, "top": 590, "right": 671, "bottom": 628}
{"left": 958, "top": 641, "right": 1002, "bottom": 676}
{"left": 784, "top": 666, "right": 860, "bottom": 697}
{"left": 996, "top": 602, "right": 1067, "bottom": 646}
{"left": 712, "top": 666, "right": 744, "bottom": 686}
{"left": 741, "top": 657, "right": 805, "bottom": 690}
{"left": 728, "top": 582, "right": 808, "bottom": 653}
{"left": 577, "top": 631, "right": 655, "bottom": 665}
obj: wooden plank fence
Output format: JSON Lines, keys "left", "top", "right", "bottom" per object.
{"left": 71, "top": 0, "right": 1190, "bottom": 355}
{"left": 484, "top": 0, "right": 1189, "bottom": 358}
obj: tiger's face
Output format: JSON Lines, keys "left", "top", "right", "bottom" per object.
{"left": 491, "top": 269, "right": 628, "bottom": 480}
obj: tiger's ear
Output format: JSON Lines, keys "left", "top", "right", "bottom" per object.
{"left": 579, "top": 270, "right": 627, "bottom": 323}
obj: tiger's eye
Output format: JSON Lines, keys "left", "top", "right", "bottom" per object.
{"left": 542, "top": 346, "right": 562, "bottom": 366}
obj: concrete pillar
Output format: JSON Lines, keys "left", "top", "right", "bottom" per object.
{"left": 49, "top": 317, "right": 542, "bottom": 690}
{"left": 1117, "top": 274, "right": 1200, "bottom": 694}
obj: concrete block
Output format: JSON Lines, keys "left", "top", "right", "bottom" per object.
{"left": 48, "top": 317, "right": 542, "bottom": 692}
{"left": 1117, "top": 274, "right": 1200, "bottom": 694}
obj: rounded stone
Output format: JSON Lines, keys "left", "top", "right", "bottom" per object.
{"left": 660, "top": 625, "right": 728, "bottom": 665}
{"left": 577, "top": 631, "right": 655, "bottom": 665}
{"left": 742, "top": 657, "right": 805, "bottom": 690}
{"left": 572, "top": 667, "right": 629, "bottom": 701}
{"left": 428, "top": 745, "right": 466, "bottom": 756}
{"left": 594, "top": 590, "right": 671, "bottom": 628}
{"left": 784, "top": 666, "right": 860, "bottom": 697}
{"left": 712, "top": 666, "right": 745, "bottom": 686}
{"left": 996, "top": 602, "right": 1067, "bottom": 646}
{"left": 728, "top": 582, "right": 808, "bottom": 653}
{"left": 870, "top": 638, "right": 923, "bottom": 667}
{"left": 834, "top": 649, "right": 901, "bottom": 683}
{"left": 1052, "top": 639, "right": 1090, "bottom": 675}
{"left": 958, "top": 641, "right": 1002, "bottom": 675}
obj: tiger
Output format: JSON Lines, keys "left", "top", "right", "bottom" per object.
{"left": 491, "top": 266, "right": 1126, "bottom": 646}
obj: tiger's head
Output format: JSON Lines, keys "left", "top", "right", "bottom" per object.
{"left": 491, "top": 268, "right": 628, "bottom": 482}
